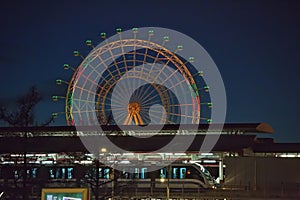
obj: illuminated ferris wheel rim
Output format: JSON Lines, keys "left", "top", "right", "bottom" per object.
{"left": 65, "top": 34, "right": 206, "bottom": 126}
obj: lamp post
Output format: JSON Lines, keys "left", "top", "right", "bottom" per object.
{"left": 167, "top": 166, "right": 170, "bottom": 200}
{"left": 101, "top": 148, "right": 115, "bottom": 199}
{"left": 160, "top": 167, "right": 170, "bottom": 200}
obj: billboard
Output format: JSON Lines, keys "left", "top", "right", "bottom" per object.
{"left": 41, "top": 188, "right": 89, "bottom": 200}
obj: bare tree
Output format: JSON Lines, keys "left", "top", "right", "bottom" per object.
{"left": 0, "top": 86, "right": 55, "bottom": 199}
{"left": 0, "top": 86, "right": 54, "bottom": 127}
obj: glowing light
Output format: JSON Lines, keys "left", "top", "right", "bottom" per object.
{"left": 207, "top": 102, "right": 213, "bottom": 108}
{"left": 73, "top": 50, "right": 79, "bottom": 57}
{"left": 85, "top": 39, "right": 92, "bottom": 46}
{"left": 148, "top": 30, "right": 154, "bottom": 36}
{"left": 163, "top": 36, "right": 169, "bottom": 42}
{"left": 56, "top": 79, "right": 62, "bottom": 85}
{"left": 63, "top": 64, "right": 69, "bottom": 70}
{"left": 116, "top": 28, "right": 122, "bottom": 33}
{"left": 52, "top": 96, "right": 58, "bottom": 101}
{"left": 201, "top": 153, "right": 213, "bottom": 156}
{"left": 204, "top": 85, "right": 209, "bottom": 92}
{"left": 132, "top": 27, "right": 138, "bottom": 33}
{"left": 189, "top": 57, "right": 195, "bottom": 62}
{"left": 198, "top": 71, "right": 203, "bottom": 76}
{"left": 100, "top": 32, "right": 106, "bottom": 39}
{"left": 203, "top": 160, "right": 216, "bottom": 163}
{"left": 177, "top": 45, "right": 183, "bottom": 50}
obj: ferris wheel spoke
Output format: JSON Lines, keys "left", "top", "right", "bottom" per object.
{"left": 137, "top": 83, "right": 167, "bottom": 106}
{"left": 137, "top": 68, "right": 180, "bottom": 104}
{"left": 147, "top": 111, "right": 164, "bottom": 122}
{"left": 133, "top": 81, "right": 156, "bottom": 103}
{"left": 74, "top": 85, "right": 99, "bottom": 100}
{"left": 107, "top": 95, "right": 129, "bottom": 107}
{"left": 140, "top": 89, "right": 167, "bottom": 106}
{"left": 113, "top": 111, "right": 127, "bottom": 122}
{"left": 160, "top": 77, "right": 189, "bottom": 95}
{"left": 148, "top": 111, "right": 176, "bottom": 124}
{"left": 149, "top": 109, "right": 193, "bottom": 119}
{"left": 142, "top": 103, "right": 193, "bottom": 109}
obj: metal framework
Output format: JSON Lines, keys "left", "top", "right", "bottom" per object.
{"left": 64, "top": 31, "right": 211, "bottom": 126}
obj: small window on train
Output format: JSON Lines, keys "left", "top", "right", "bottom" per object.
{"left": 14, "top": 170, "right": 19, "bottom": 179}
{"left": 61, "top": 168, "right": 66, "bottom": 179}
{"left": 26, "top": 169, "right": 30, "bottom": 178}
{"left": 121, "top": 171, "right": 129, "bottom": 179}
{"left": 180, "top": 167, "right": 186, "bottom": 179}
{"left": 67, "top": 167, "right": 73, "bottom": 179}
{"left": 32, "top": 168, "right": 37, "bottom": 178}
{"left": 160, "top": 168, "right": 166, "bottom": 178}
{"left": 141, "top": 168, "right": 147, "bottom": 179}
{"left": 104, "top": 168, "right": 110, "bottom": 179}
{"left": 49, "top": 168, "right": 54, "bottom": 179}
{"left": 172, "top": 167, "right": 179, "bottom": 179}
{"left": 134, "top": 168, "right": 139, "bottom": 179}
{"left": 55, "top": 168, "right": 61, "bottom": 179}
{"left": 99, "top": 168, "right": 103, "bottom": 178}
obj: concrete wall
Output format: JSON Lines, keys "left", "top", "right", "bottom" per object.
{"left": 224, "top": 157, "right": 300, "bottom": 192}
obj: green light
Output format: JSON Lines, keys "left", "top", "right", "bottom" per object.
{"left": 116, "top": 28, "right": 122, "bottom": 33}
{"left": 207, "top": 119, "right": 212, "bottom": 124}
{"left": 177, "top": 45, "right": 183, "bottom": 50}
{"left": 204, "top": 85, "right": 209, "bottom": 92}
{"left": 73, "top": 50, "right": 79, "bottom": 57}
{"left": 163, "top": 36, "right": 169, "bottom": 42}
{"left": 86, "top": 39, "right": 92, "bottom": 46}
{"left": 63, "top": 64, "right": 69, "bottom": 70}
{"left": 148, "top": 30, "right": 154, "bottom": 36}
{"left": 189, "top": 57, "right": 195, "bottom": 62}
{"left": 56, "top": 79, "right": 62, "bottom": 85}
{"left": 52, "top": 113, "right": 58, "bottom": 118}
{"left": 207, "top": 102, "right": 213, "bottom": 108}
{"left": 52, "top": 96, "right": 58, "bottom": 101}
{"left": 101, "top": 32, "right": 106, "bottom": 39}
{"left": 132, "top": 27, "right": 138, "bottom": 33}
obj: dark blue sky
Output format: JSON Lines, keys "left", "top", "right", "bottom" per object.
{"left": 0, "top": 1, "right": 299, "bottom": 142}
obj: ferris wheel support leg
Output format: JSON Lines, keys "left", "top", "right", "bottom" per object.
{"left": 133, "top": 114, "right": 139, "bottom": 125}
{"left": 137, "top": 113, "right": 144, "bottom": 125}
{"left": 124, "top": 113, "right": 133, "bottom": 125}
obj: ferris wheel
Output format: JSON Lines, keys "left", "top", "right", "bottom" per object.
{"left": 53, "top": 28, "right": 212, "bottom": 126}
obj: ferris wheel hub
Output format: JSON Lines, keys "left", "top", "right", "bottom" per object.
{"left": 123, "top": 102, "right": 144, "bottom": 125}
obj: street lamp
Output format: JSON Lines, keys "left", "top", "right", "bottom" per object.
{"left": 100, "top": 148, "right": 115, "bottom": 200}
{"left": 160, "top": 168, "right": 170, "bottom": 200}
{"left": 101, "top": 147, "right": 107, "bottom": 153}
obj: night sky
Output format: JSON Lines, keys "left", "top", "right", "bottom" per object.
{"left": 0, "top": 1, "right": 299, "bottom": 142}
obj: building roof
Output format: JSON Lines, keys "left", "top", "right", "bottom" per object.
{"left": 0, "top": 134, "right": 256, "bottom": 153}
{"left": 0, "top": 123, "right": 274, "bottom": 137}
{"left": 252, "top": 142, "right": 300, "bottom": 153}
{"left": 2, "top": 123, "right": 295, "bottom": 154}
